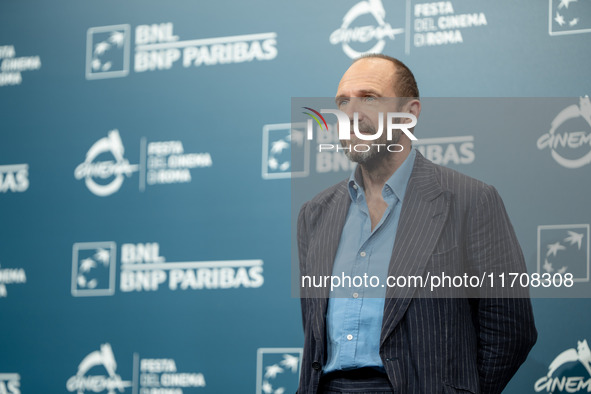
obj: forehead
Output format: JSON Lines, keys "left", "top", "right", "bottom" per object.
{"left": 336, "top": 58, "right": 398, "bottom": 97}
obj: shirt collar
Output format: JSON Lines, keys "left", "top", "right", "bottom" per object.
{"left": 348, "top": 148, "right": 416, "bottom": 203}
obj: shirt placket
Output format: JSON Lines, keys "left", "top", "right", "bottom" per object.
{"left": 339, "top": 191, "right": 393, "bottom": 366}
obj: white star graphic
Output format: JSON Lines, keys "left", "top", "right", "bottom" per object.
{"left": 547, "top": 241, "right": 566, "bottom": 257}
{"left": 280, "top": 354, "right": 299, "bottom": 373}
{"left": 264, "top": 364, "right": 284, "bottom": 379}
{"left": 109, "top": 31, "right": 125, "bottom": 47}
{"left": 270, "top": 139, "right": 289, "bottom": 155}
{"left": 80, "top": 258, "right": 96, "bottom": 273}
{"left": 262, "top": 381, "right": 273, "bottom": 394}
{"left": 555, "top": 12, "right": 566, "bottom": 26}
{"left": 564, "top": 231, "right": 584, "bottom": 249}
{"left": 94, "top": 41, "right": 111, "bottom": 56}
{"left": 558, "top": 0, "right": 577, "bottom": 9}
{"left": 543, "top": 260, "right": 554, "bottom": 273}
{"left": 94, "top": 248, "right": 111, "bottom": 265}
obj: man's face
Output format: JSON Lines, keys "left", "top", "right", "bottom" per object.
{"left": 335, "top": 58, "right": 403, "bottom": 164}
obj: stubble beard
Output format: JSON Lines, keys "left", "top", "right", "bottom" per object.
{"left": 342, "top": 119, "right": 403, "bottom": 166}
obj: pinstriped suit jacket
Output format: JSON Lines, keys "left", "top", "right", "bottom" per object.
{"left": 297, "top": 151, "right": 537, "bottom": 394}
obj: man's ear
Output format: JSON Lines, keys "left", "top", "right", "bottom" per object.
{"left": 405, "top": 99, "right": 421, "bottom": 122}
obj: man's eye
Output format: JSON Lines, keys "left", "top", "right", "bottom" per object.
{"left": 338, "top": 100, "right": 349, "bottom": 107}
{"left": 364, "top": 96, "right": 376, "bottom": 102}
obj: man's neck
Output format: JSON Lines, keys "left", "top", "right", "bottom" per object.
{"left": 359, "top": 144, "right": 411, "bottom": 197}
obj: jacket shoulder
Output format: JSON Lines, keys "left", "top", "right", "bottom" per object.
{"left": 297, "top": 179, "right": 349, "bottom": 238}
{"left": 304, "top": 179, "right": 348, "bottom": 208}
{"left": 419, "top": 154, "right": 492, "bottom": 199}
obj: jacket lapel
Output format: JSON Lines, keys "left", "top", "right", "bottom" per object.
{"left": 308, "top": 182, "right": 351, "bottom": 342}
{"left": 380, "top": 152, "right": 450, "bottom": 346}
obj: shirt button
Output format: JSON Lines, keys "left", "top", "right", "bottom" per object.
{"left": 347, "top": 334, "right": 353, "bottom": 341}
{"left": 360, "top": 251, "right": 366, "bottom": 257}
{"left": 353, "top": 293, "right": 359, "bottom": 298}
{"left": 353, "top": 184, "right": 358, "bottom": 189}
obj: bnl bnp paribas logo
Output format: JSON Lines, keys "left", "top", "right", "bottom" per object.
{"left": 550, "top": 0, "right": 591, "bottom": 36}
{"left": 537, "top": 97, "right": 591, "bottom": 169}
{"left": 72, "top": 242, "right": 117, "bottom": 296}
{"left": 535, "top": 339, "right": 591, "bottom": 392}
{"left": 538, "top": 224, "right": 590, "bottom": 282}
{"left": 74, "top": 129, "right": 213, "bottom": 196}
{"left": 0, "top": 373, "right": 20, "bottom": 394}
{"left": 0, "top": 163, "right": 29, "bottom": 193}
{"left": 256, "top": 348, "right": 302, "bottom": 394}
{"left": 262, "top": 122, "right": 310, "bottom": 180}
{"left": 86, "top": 22, "right": 277, "bottom": 80}
{"left": 72, "top": 242, "right": 264, "bottom": 297}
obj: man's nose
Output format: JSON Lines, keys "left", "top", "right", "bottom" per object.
{"left": 342, "top": 98, "right": 364, "bottom": 122}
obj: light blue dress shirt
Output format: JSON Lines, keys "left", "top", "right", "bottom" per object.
{"left": 324, "top": 148, "right": 416, "bottom": 373}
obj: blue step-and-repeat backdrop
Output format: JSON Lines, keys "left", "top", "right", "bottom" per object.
{"left": 1, "top": 0, "right": 591, "bottom": 393}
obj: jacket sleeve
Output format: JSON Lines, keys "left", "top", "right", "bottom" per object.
{"left": 297, "top": 201, "right": 310, "bottom": 330}
{"left": 466, "top": 185, "right": 537, "bottom": 394}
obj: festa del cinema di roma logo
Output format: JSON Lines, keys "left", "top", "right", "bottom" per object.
{"left": 74, "top": 129, "right": 213, "bottom": 196}
{"left": 302, "top": 107, "right": 417, "bottom": 152}
{"left": 329, "top": 0, "right": 488, "bottom": 57}
{"left": 329, "top": 0, "right": 404, "bottom": 59}
{"left": 66, "top": 343, "right": 132, "bottom": 394}
{"left": 67, "top": 343, "right": 206, "bottom": 394}
{"left": 535, "top": 339, "right": 591, "bottom": 392}
{"left": 74, "top": 130, "right": 138, "bottom": 197}
{"left": 537, "top": 96, "right": 591, "bottom": 169}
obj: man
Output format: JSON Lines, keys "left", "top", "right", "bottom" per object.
{"left": 297, "top": 54, "right": 537, "bottom": 393}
